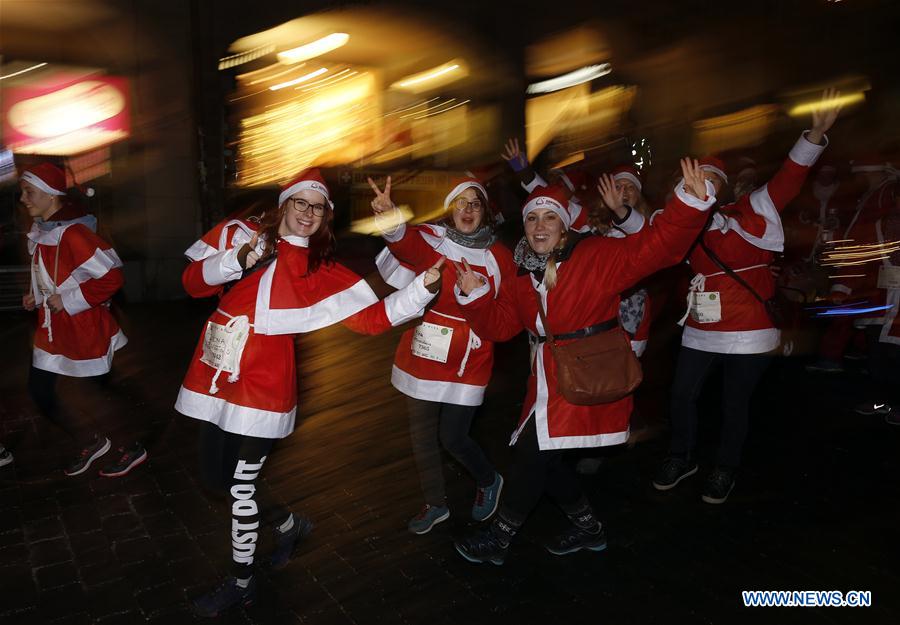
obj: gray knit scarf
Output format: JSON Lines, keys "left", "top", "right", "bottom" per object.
{"left": 444, "top": 224, "right": 496, "bottom": 249}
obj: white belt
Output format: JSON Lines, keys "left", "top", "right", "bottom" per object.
{"left": 678, "top": 264, "right": 769, "bottom": 326}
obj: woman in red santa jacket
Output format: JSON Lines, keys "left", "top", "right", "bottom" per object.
{"left": 451, "top": 158, "right": 716, "bottom": 565}
{"left": 651, "top": 90, "right": 841, "bottom": 504}
{"left": 369, "top": 175, "right": 517, "bottom": 534}
{"left": 20, "top": 162, "right": 144, "bottom": 477}
{"left": 177, "top": 169, "right": 441, "bottom": 617}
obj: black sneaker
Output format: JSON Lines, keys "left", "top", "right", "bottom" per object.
{"left": 853, "top": 401, "right": 892, "bottom": 416}
{"left": 270, "top": 514, "right": 314, "bottom": 570}
{"left": 701, "top": 467, "right": 736, "bottom": 504}
{"left": 454, "top": 527, "right": 508, "bottom": 566}
{"left": 0, "top": 446, "right": 12, "bottom": 468}
{"left": 545, "top": 524, "right": 608, "bottom": 556}
{"left": 98, "top": 444, "right": 148, "bottom": 478}
{"left": 64, "top": 437, "right": 111, "bottom": 476}
{"left": 651, "top": 456, "right": 698, "bottom": 491}
{"left": 191, "top": 576, "right": 256, "bottom": 618}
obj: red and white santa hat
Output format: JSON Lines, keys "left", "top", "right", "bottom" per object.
{"left": 444, "top": 176, "right": 488, "bottom": 210}
{"left": 21, "top": 163, "right": 67, "bottom": 196}
{"left": 698, "top": 156, "right": 728, "bottom": 184}
{"left": 522, "top": 185, "right": 572, "bottom": 229}
{"left": 610, "top": 164, "right": 642, "bottom": 192}
{"left": 279, "top": 168, "right": 333, "bottom": 208}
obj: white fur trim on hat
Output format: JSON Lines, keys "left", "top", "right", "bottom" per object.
{"left": 279, "top": 180, "right": 332, "bottom": 208}
{"left": 699, "top": 165, "right": 728, "bottom": 184}
{"left": 21, "top": 171, "right": 66, "bottom": 196}
{"left": 522, "top": 196, "right": 571, "bottom": 229}
{"left": 444, "top": 181, "right": 488, "bottom": 210}
{"left": 613, "top": 171, "right": 642, "bottom": 192}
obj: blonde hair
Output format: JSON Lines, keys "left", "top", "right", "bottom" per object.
{"left": 544, "top": 256, "right": 559, "bottom": 290}
{"left": 542, "top": 233, "right": 567, "bottom": 290}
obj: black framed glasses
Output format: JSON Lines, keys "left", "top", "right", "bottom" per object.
{"left": 289, "top": 197, "right": 326, "bottom": 216}
{"left": 454, "top": 197, "right": 483, "bottom": 213}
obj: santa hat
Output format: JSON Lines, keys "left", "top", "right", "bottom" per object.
{"left": 558, "top": 169, "right": 591, "bottom": 194}
{"left": 21, "top": 163, "right": 67, "bottom": 196}
{"left": 444, "top": 176, "right": 488, "bottom": 210}
{"left": 698, "top": 156, "right": 728, "bottom": 184}
{"left": 850, "top": 156, "right": 893, "bottom": 174}
{"left": 611, "top": 164, "right": 642, "bottom": 192}
{"left": 522, "top": 185, "right": 572, "bottom": 229}
{"left": 279, "top": 168, "right": 333, "bottom": 208}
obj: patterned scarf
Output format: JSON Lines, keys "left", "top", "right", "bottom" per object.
{"left": 444, "top": 224, "right": 496, "bottom": 249}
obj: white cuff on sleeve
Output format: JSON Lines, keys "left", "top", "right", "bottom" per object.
{"left": 615, "top": 207, "right": 645, "bottom": 235}
{"left": 790, "top": 131, "right": 828, "bottom": 167}
{"left": 454, "top": 273, "right": 491, "bottom": 305}
{"left": 60, "top": 285, "right": 91, "bottom": 315}
{"left": 202, "top": 247, "right": 244, "bottom": 286}
{"left": 522, "top": 172, "right": 547, "bottom": 193}
{"left": 379, "top": 211, "right": 407, "bottom": 243}
{"left": 674, "top": 179, "right": 717, "bottom": 211}
{"left": 384, "top": 273, "right": 436, "bottom": 325}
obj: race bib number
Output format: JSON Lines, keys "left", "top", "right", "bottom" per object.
{"left": 201, "top": 321, "right": 247, "bottom": 373}
{"left": 690, "top": 291, "right": 722, "bottom": 324}
{"left": 877, "top": 265, "right": 900, "bottom": 290}
{"left": 411, "top": 322, "right": 454, "bottom": 363}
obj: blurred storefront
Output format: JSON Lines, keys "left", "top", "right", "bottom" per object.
{"left": 0, "top": 0, "right": 200, "bottom": 303}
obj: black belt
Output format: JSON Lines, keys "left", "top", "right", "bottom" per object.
{"left": 530, "top": 317, "right": 618, "bottom": 343}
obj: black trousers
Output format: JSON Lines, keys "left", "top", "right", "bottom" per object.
{"left": 668, "top": 346, "right": 772, "bottom": 468}
{"left": 198, "top": 422, "right": 289, "bottom": 576}
{"left": 407, "top": 397, "right": 495, "bottom": 506}
{"left": 28, "top": 365, "right": 153, "bottom": 450}
{"left": 498, "top": 417, "right": 585, "bottom": 524}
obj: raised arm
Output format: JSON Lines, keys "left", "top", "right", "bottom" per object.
{"left": 601, "top": 159, "right": 717, "bottom": 295}
{"left": 714, "top": 89, "right": 840, "bottom": 251}
{"left": 369, "top": 175, "right": 439, "bottom": 269}
{"left": 182, "top": 220, "right": 261, "bottom": 298}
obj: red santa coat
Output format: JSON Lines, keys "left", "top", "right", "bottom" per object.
{"left": 680, "top": 133, "right": 826, "bottom": 354}
{"left": 27, "top": 219, "right": 126, "bottom": 376}
{"left": 375, "top": 223, "right": 517, "bottom": 406}
{"left": 456, "top": 186, "right": 715, "bottom": 451}
{"left": 175, "top": 218, "right": 436, "bottom": 439}
{"left": 829, "top": 179, "right": 899, "bottom": 326}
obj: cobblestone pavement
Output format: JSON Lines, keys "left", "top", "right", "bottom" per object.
{"left": 0, "top": 299, "right": 897, "bottom": 625}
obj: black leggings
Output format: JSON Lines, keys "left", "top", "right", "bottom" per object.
{"left": 668, "top": 346, "right": 772, "bottom": 468}
{"left": 198, "top": 422, "right": 289, "bottom": 576}
{"left": 497, "top": 417, "right": 586, "bottom": 525}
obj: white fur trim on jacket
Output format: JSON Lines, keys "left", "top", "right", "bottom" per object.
{"left": 390, "top": 366, "right": 486, "bottom": 406}
{"left": 32, "top": 329, "right": 127, "bottom": 377}
{"left": 175, "top": 385, "right": 296, "bottom": 439}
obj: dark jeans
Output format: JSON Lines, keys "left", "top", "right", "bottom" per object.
{"left": 198, "top": 421, "right": 289, "bottom": 576}
{"left": 407, "top": 397, "right": 495, "bottom": 507}
{"left": 669, "top": 346, "right": 772, "bottom": 468}
{"left": 498, "top": 417, "right": 585, "bottom": 525}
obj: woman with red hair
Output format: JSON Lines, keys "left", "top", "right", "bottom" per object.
{"left": 178, "top": 168, "right": 442, "bottom": 617}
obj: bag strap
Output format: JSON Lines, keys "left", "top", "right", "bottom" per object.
{"left": 533, "top": 289, "right": 556, "bottom": 344}
{"left": 698, "top": 237, "right": 769, "bottom": 305}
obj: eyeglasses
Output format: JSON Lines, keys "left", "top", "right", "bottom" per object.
{"left": 289, "top": 197, "right": 326, "bottom": 216}
{"left": 454, "top": 197, "right": 483, "bottom": 213}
